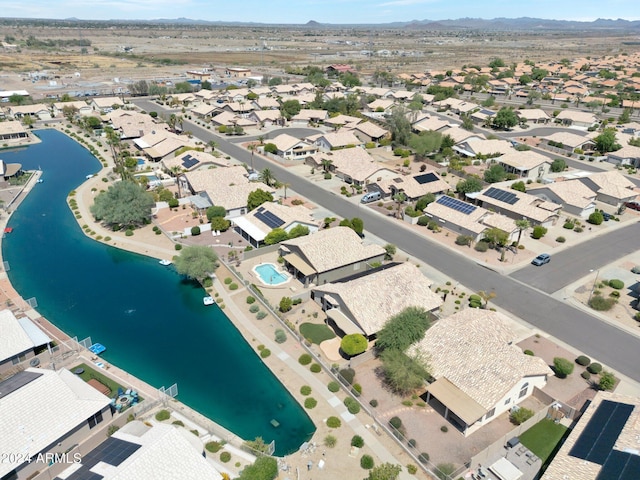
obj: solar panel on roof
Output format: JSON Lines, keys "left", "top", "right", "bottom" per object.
{"left": 436, "top": 195, "right": 477, "bottom": 215}
{"left": 484, "top": 187, "right": 519, "bottom": 205}
{"left": 414, "top": 172, "right": 438, "bottom": 184}
{"left": 570, "top": 400, "right": 635, "bottom": 465}
{"left": 181, "top": 156, "right": 200, "bottom": 169}
{"left": 59, "top": 437, "right": 141, "bottom": 480}
{"left": 256, "top": 206, "right": 265, "bottom": 213}
{"left": 255, "top": 210, "right": 285, "bottom": 229}
{"left": 0, "top": 371, "right": 42, "bottom": 400}
{"left": 597, "top": 450, "right": 640, "bottom": 480}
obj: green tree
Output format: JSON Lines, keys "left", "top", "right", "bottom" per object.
{"left": 380, "top": 349, "right": 430, "bottom": 395}
{"left": 511, "top": 181, "right": 526, "bottom": 192}
{"left": 279, "top": 296, "right": 293, "bottom": 312}
{"left": 461, "top": 114, "right": 474, "bottom": 131}
{"left": 553, "top": 357, "right": 575, "bottom": 378}
{"left": 264, "top": 228, "right": 289, "bottom": 245}
{"left": 259, "top": 168, "right": 276, "bottom": 187}
{"left": 588, "top": 211, "right": 604, "bottom": 225}
{"left": 415, "top": 193, "right": 436, "bottom": 212}
{"left": 484, "top": 164, "right": 506, "bottom": 183}
{"left": 484, "top": 227, "right": 509, "bottom": 249}
{"left": 386, "top": 106, "right": 412, "bottom": 146}
{"left": 594, "top": 128, "right": 620, "bottom": 154}
{"left": 84, "top": 116, "right": 102, "bottom": 129}
{"left": 515, "top": 219, "right": 531, "bottom": 245}
{"left": 550, "top": 158, "right": 566, "bottom": 172}
{"left": 489, "top": 58, "right": 505, "bottom": 69}
{"left": 210, "top": 216, "right": 231, "bottom": 232}
{"left": 206, "top": 205, "right": 227, "bottom": 221}
{"left": 174, "top": 81, "right": 193, "bottom": 93}
{"left": 339, "top": 71, "right": 361, "bottom": 87}
{"left": 619, "top": 108, "right": 631, "bottom": 124}
{"left": 237, "top": 456, "right": 278, "bottom": 480}
{"left": 365, "top": 463, "right": 402, "bottom": 480}
{"left": 287, "top": 224, "right": 309, "bottom": 239}
{"left": 247, "top": 189, "right": 274, "bottom": 211}
{"left": 408, "top": 131, "right": 443, "bottom": 156}
{"left": 493, "top": 107, "right": 518, "bottom": 130}
{"left": 173, "top": 246, "right": 219, "bottom": 283}
{"left": 62, "top": 105, "right": 78, "bottom": 122}
{"left": 393, "top": 192, "right": 407, "bottom": 219}
{"left": 9, "top": 93, "right": 27, "bottom": 105}
{"left": 383, "top": 243, "right": 397, "bottom": 261}
{"left": 90, "top": 181, "right": 154, "bottom": 229}
{"left": 510, "top": 407, "right": 534, "bottom": 425}
{"left": 280, "top": 99, "right": 302, "bottom": 120}
{"left": 599, "top": 371, "right": 616, "bottom": 391}
{"left": 341, "top": 334, "right": 368, "bottom": 356}
{"left": 376, "top": 306, "right": 431, "bottom": 352}
{"left": 456, "top": 177, "right": 483, "bottom": 194}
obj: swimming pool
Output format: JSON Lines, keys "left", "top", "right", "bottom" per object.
{"left": 254, "top": 263, "right": 290, "bottom": 286}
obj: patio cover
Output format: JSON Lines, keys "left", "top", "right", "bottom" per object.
{"left": 17, "top": 317, "right": 51, "bottom": 348}
{"left": 326, "top": 309, "right": 365, "bottom": 336}
{"left": 283, "top": 254, "right": 315, "bottom": 277}
{"left": 425, "top": 377, "right": 487, "bottom": 426}
{"left": 489, "top": 457, "right": 523, "bottom": 480}
{"left": 233, "top": 216, "right": 267, "bottom": 242}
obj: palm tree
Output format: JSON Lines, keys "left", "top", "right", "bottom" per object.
{"left": 208, "top": 140, "right": 218, "bottom": 152}
{"left": 515, "top": 219, "right": 531, "bottom": 246}
{"left": 393, "top": 192, "right": 406, "bottom": 219}
{"left": 283, "top": 182, "right": 291, "bottom": 200}
{"left": 248, "top": 143, "right": 257, "bottom": 172}
{"left": 321, "top": 158, "right": 333, "bottom": 173}
{"left": 478, "top": 290, "right": 496, "bottom": 309}
{"left": 167, "top": 113, "right": 177, "bottom": 132}
{"left": 257, "top": 135, "right": 266, "bottom": 145}
{"left": 259, "top": 168, "right": 275, "bottom": 187}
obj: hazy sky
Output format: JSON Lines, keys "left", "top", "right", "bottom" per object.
{"left": 3, "top": 0, "right": 639, "bottom": 24}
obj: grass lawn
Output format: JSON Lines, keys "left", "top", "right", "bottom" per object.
{"left": 299, "top": 322, "right": 336, "bottom": 344}
{"left": 71, "top": 363, "right": 125, "bottom": 398}
{"left": 519, "top": 418, "right": 568, "bottom": 464}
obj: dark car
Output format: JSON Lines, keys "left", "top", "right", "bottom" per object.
{"left": 531, "top": 253, "right": 551, "bottom": 266}
{"left": 624, "top": 201, "right": 640, "bottom": 211}
{"left": 602, "top": 212, "right": 612, "bottom": 221}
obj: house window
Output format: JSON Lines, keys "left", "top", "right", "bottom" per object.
{"left": 519, "top": 382, "right": 529, "bottom": 399}
{"left": 485, "top": 408, "right": 496, "bottom": 419}
{"left": 87, "top": 411, "right": 104, "bottom": 429}
{"left": 11, "top": 353, "right": 26, "bottom": 365}
{"left": 504, "top": 398, "right": 511, "bottom": 405}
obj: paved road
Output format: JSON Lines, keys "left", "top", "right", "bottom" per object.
{"left": 133, "top": 98, "right": 640, "bottom": 382}
{"left": 510, "top": 222, "right": 640, "bottom": 293}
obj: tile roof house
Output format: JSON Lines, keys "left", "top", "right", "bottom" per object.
{"left": 373, "top": 171, "right": 450, "bottom": 201}
{"left": 90, "top": 96, "right": 125, "bottom": 112}
{"left": 313, "top": 131, "right": 363, "bottom": 151}
{"left": 267, "top": 133, "right": 317, "bottom": 160}
{"left": 497, "top": 150, "right": 551, "bottom": 180}
{"left": 543, "top": 131, "right": 596, "bottom": 152}
{"left": 471, "top": 186, "right": 561, "bottom": 227}
{"left": 108, "top": 110, "right": 159, "bottom": 139}
{"left": 528, "top": 180, "right": 598, "bottom": 218}
{"left": 309, "top": 148, "right": 395, "bottom": 186}
{"left": 346, "top": 121, "right": 389, "bottom": 144}
{"left": 516, "top": 108, "right": 550, "bottom": 124}
{"left": 179, "top": 165, "right": 266, "bottom": 217}
{"left": 291, "top": 109, "right": 329, "bottom": 124}
{"left": 134, "top": 130, "right": 195, "bottom": 161}
{"left": 409, "top": 309, "right": 552, "bottom": 436}
{"left": 555, "top": 110, "right": 598, "bottom": 129}
{"left": 232, "top": 202, "right": 319, "bottom": 247}
{"left": 454, "top": 138, "right": 514, "bottom": 157}
{"left": 162, "top": 150, "right": 230, "bottom": 174}
{"left": 606, "top": 144, "right": 640, "bottom": 168}
{"left": 8, "top": 103, "right": 52, "bottom": 120}
{"left": 0, "top": 120, "right": 28, "bottom": 141}
{"left": 280, "top": 227, "right": 385, "bottom": 286}
{"left": 542, "top": 392, "right": 640, "bottom": 480}
{"left": 0, "top": 368, "right": 113, "bottom": 480}
{"left": 577, "top": 171, "right": 638, "bottom": 207}
{"left": 0, "top": 309, "right": 51, "bottom": 374}
{"left": 247, "top": 109, "right": 283, "bottom": 127}
{"left": 53, "top": 100, "right": 92, "bottom": 117}
{"left": 312, "top": 262, "right": 443, "bottom": 337}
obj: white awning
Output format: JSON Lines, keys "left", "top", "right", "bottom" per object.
{"left": 18, "top": 317, "right": 51, "bottom": 347}
{"left": 233, "top": 216, "right": 267, "bottom": 242}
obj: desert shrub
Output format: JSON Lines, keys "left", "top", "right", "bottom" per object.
{"left": 440, "top": 425, "right": 448, "bottom": 432}
{"left": 524, "top": 349, "right": 534, "bottom": 356}
{"left": 326, "top": 416, "right": 341, "bottom": 428}
{"left": 588, "top": 363, "right": 603, "bottom": 374}
{"left": 107, "top": 425, "right": 120, "bottom": 436}
{"left": 588, "top": 211, "right": 604, "bottom": 225}
{"left": 556, "top": 236, "right": 566, "bottom": 243}
{"left": 427, "top": 220, "right": 439, "bottom": 231}
{"left": 417, "top": 216, "right": 430, "bottom": 227}
{"left": 229, "top": 283, "right": 238, "bottom": 290}
{"left": 418, "top": 453, "right": 430, "bottom": 464}
{"left": 224, "top": 278, "right": 233, "bottom": 285}
{"left": 532, "top": 225, "right": 547, "bottom": 239}
{"left": 369, "top": 399, "right": 378, "bottom": 407}
{"left": 455, "top": 235, "right": 473, "bottom": 246}
{"left": 279, "top": 296, "right": 293, "bottom": 312}
{"left": 553, "top": 357, "right": 574, "bottom": 378}
{"left": 599, "top": 371, "right": 616, "bottom": 391}
{"left": 274, "top": 329, "right": 287, "bottom": 343}
{"left": 300, "top": 385, "right": 312, "bottom": 396}
{"left": 510, "top": 407, "right": 534, "bottom": 425}
{"left": 344, "top": 397, "right": 361, "bottom": 414}
{"left": 328, "top": 381, "right": 340, "bottom": 393}
{"left": 351, "top": 435, "right": 365, "bottom": 448}
{"left": 610, "top": 290, "right": 620, "bottom": 298}
{"left": 563, "top": 221, "right": 575, "bottom": 229}
{"left": 408, "top": 438, "right": 417, "bottom": 448}
{"left": 324, "top": 435, "right": 337, "bottom": 448}
{"left": 339, "top": 368, "right": 356, "bottom": 385}
{"left": 175, "top": 244, "right": 182, "bottom": 251}
{"left": 249, "top": 304, "right": 259, "bottom": 313}
{"left": 324, "top": 172, "right": 332, "bottom": 180}
{"left": 260, "top": 348, "right": 271, "bottom": 358}
{"left": 608, "top": 279, "right": 624, "bottom": 290}
{"left": 474, "top": 241, "right": 489, "bottom": 252}
{"left": 574, "top": 226, "right": 583, "bottom": 232}
{"left": 310, "top": 363, "right": 321, "bottom": 373}
{"left": 298, "top": 354, "right": 312, "bottom": 365}
{"left": 205, "top": 441, "right": 224, "bottom": 453}
{"left": 360, "top": 455, "right": 374, "bottom": 470}
{"left": 220, "top": 451, "right": 231, "bottom": 463}
{"left": 576, "top": 355, "right": 591, "bottom": 366}
{"left": 469, "top": 294, "right": 482, "bottom": 308}
{"left": 304, "top": 397, "right": 317, "bottom": 409}
{"left": 581, "top": 371, "right": 591, "bottom": 380}
{"left": 155, "top": 410, "right": 170, "bottom": 421}
{"left": 407, "top": 464, "right": 418, "bottom": 474}
{"left": 340, "top": 334, "right": 368, "bottom": 356}
{"left": 389, "top": 417, "right": 403, "bottom": 430}
{"left": 190, "top": 226, "right": 201, "bottom": 236}
{"left": 256, "top": 311, "right": 267, "bottom": 320}
{"left": 590, "top": 295, "right": 616, "bottom": 311}
{"left": 352, "top": 383, "right": 362, "bottom": 395}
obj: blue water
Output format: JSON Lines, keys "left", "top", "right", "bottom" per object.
{"left": 1, "top": 130, "right": 314, "bottom": 455}
{"left": 255, "top": 264, "right": 289, "bottom": 286}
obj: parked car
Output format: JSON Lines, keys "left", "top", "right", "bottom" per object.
{"left": 624, "top": 201, "right": 640, "bottom": 211}
{"left": 531, "top": 253, "right": 551, "bottom": 266}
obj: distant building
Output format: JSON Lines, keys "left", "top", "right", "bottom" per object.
{"left": 0, "top": 120, "right": 28, "bottom": 141}
{"left": 225, "top": 67, "right": 251, "bottom": 78}
{"left": 326, "top": 64, "right": 356, "bottom": 75}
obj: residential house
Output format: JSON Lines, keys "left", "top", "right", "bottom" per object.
{"left": 326, "top": 64, "right": 356, "bottom": 75}
{"left": 224, "top": 67, "right": 251, "bottom": 77}
{"left": 134, "top": 130, "right": 194, "bottom": 162}
{"left": 0, "top": 159, "right": 22, "bottom": 180}
{"left": 544, "top": 131, "right": 596, "bottom": 153}
{"left": 0, "top": 368, "right": 113, "bottom": 480}
{"left": 440, "top": 126, "right": 485, "bottom": 145}
{"left": 179, "top": 165, "right": 264, "bottom": 218}
{"left": 312, "top": 262, "right": 443, "bottom": 338}
{"left": 606, "top": 144, "right": 640, "bottom": 168}
{"left": 528, "top": 180, "right": 598, "bottom": 218}
{"left": 471, "top": 186, "right": 561, "bottom": 227}
{"left": 280, "top": 227, "right": 385, "bottom": 286}
{"left": 373, "top": 171, "right": 450, "bottom": 201}
{"left": 8, "top": 103, "right": 52, "bottom": 120}
{"left": 577, "top": 171, "right": 638, "bottom": 208}
{"left": 222, "top": 101, "right": 255, "bottom": 116}
{"left": 162, "top": 150, "right": 230, "bottom": 174}
{"left": 0, "top": 309, "right": 51, "bottom": 374}
{"left": 232, "top": 202, "right": 319, "bottom": 247}
{"left": 191, "top": 103, "right": 218, "bottom": 119}
{"left": 542, "top": 392, "right": 640, "bottom": 480}
{"left": 516, "top": 108, "right": 550, "bottom": 124}
{"left": 412, "top": 116, "right": 451, "bottom": 133}
{"left": 324, "top": 114, "right": 361, "bottom": 130}
{"left": 90, "top": 96, "right": 125, "bottom": 113}
{"left": 367, "top": 99, "right": 395, "bottom": 114}
{"left": 310, "top": 148, "right": 394, "bottom": 186}
{"left": 253, "top": 97, "right": 280, "bottom": 110}
{"left": 53, "top": 100, "right": 92, "bottom": 117}
{"left": 247, "top": 109, "right": 282, "bottom": 127}
{"left": 291, "top": 109, "right": 329, "bottom": 125}
{"left": 268, "top": 133, "right": 317, "bottom": 160}
{"left": 108, "top": 110, "right": 159, "bottom": 139}
{"left": 409, "top": 309, "right": 552, "bottom": 436}
{"left": 346, "top": 121, "right": 389, "bottom": 144}
{"left": 556, "top": 110, "right": 598, "bottom": 129}
{"left": 313, "top": 131, "right": 363, "bottom": 151}
{"left": 210, "top": 111, "right": 256, "bottom": 129}
{"left": 498, "top": 150, "right": 551, "bottom": 180}
{"left": 0, "top": 120, "right": 28, "bottom": 141}
{"left": 453, "top": 138, "right": 514, "bottom": 157}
